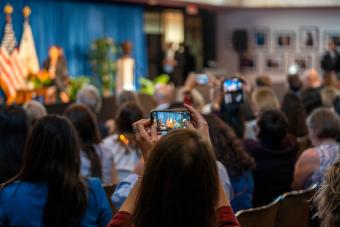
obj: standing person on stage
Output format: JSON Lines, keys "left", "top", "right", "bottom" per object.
{"left": 43, "top": 45, "right": 69, "bottom": 103}
{"left": 161, "top": 42, "right": 177, "bottom": 82}
{"left": 116, "top": 41, "right": 135, "bottom": 95}
{"left": 321, "top": 39, "right": 340, "bottom": 76}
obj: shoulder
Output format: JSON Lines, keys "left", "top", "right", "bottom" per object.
{"left": 297, "top": 148, "right": 319, "bottom": 165}
{"left": 86, "top": 177, "right": 102, "bottom": 189}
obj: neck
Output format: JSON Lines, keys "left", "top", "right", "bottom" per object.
{"left": 316, "top": 138, "right": 337, "bottom": 146}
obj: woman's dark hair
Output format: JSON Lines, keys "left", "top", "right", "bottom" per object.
{"left": 0, "top": 105, "right": 28, "bottom": 183}
{"left": 3, "top": 115, "right": 87, "bottom": 227}
{"left": 133, "top": 129, "right": 219, "bottom": 227}
{"left": 301, "top": 88, "right": 323, "bottom": 116}
{"left": 257, "top": 109, "right": 289, "bottom": 145}
{"left": 219, "top": 103, "right": 245, "bottom": 139}
{"left": 287, "top": 75, "right": 303, "bottom": 93}
{"left": 281, "top": 93, "right": 308, "bottom": 137}
{"left": 115, "top": 101, "right": 144, "bottom": 134}
{"left": 64, "top": 104, "right": 102, "bottom": 179}
{"left": 205, "top": 114, "right": 255, "bottom": 177}
{"left": 333, "top": 96, "right": 340, "bottom": 116}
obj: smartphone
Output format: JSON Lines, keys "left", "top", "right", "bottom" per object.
{"left": 222, "top": 78, "right": 244, "bottom": 104}
{"left": 151, "top": 110, "right": 191, "bottom": 132}
{"left": 196, "top": 74, "right": 209, "bottom": 85}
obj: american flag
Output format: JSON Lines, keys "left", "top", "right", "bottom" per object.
{"left": 0, "top": 13, "right": 26, "bottom": 104}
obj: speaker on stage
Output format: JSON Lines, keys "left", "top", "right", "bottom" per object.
{"left": 232, "top": 29, "right": 248, "bottom": 52}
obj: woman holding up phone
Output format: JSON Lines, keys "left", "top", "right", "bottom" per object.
{"left": 107, "top": 105, "right": 240, "bottom": 227}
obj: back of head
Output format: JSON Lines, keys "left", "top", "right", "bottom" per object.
{"left": 133, "top": 129, "right": 219, "bottom": 227}
{"left": 205, "top": 114, "right": 255, "bottom": 177}
{"left": 0, "top": 105, "right": 28, "bottom": 182}
{"left": 256, "top": 75, "right": 272, "bottom": 87}
{"left": 304, "top": 68, "right": 321, "bottom": 89}
{"left": 281, "top": 93, "right": 308, "bottom": 137}
{"left": 252, "top": 87, "right": 280, "bottom": 113}
{"left": 307, "top": 108, "right": 340, "bottom": 142}
{"left": 153, "top": 84, "right": 174, "bottom": 105}
{"left": 115, "top": 101, "right": 144, "bottom": 134}
{"left": 287, "top": 75, "right": 303, "bottom": 93}
{"left": 301, "top": 88, "right": 323, "bottom": 116}
{"left": 64, "top": 104, "right": 102, "bottom": 178}
{"left": 117, "top": 90, "right": 140, "bottom": 107}
{"left": 76, "top": 85, "right": 102, "bottom": 113}
{"left": 257, "top": 109, "right": 288, "bottom": 145}
{"left": 23, "top": 100, "right": 47, "bottom": 126}
{"left": 314, "top": 160, "right": 340, "bottom": 227}
{"left": 321, "top": 86, "right": 338, "bottom": 108}
{"left": 11, "top": 115, "right": 87, "bottom": 227}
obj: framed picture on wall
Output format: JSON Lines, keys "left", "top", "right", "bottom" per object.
{"left": 288, "top": 54, "right": 313, "bottom": 71}
{"left": 252, "top": 27, "right": 270, "bottom": 49}
{"left": 274, "top": 30, "right": 296, "bottom": 50}
{"left": 264, "top": 54, "right": 285, "bottom": 73}
{"left": 299, "top": 26, "right": 319, "bottom": 50}
{"left": 323, "top": 31, "right": 340, "bottom": 51}
{"left": 239, "top": 53, "right": 257, "bottom": 72}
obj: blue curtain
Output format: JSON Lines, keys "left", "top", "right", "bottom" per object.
{"left": 0, "top": 0, "right": 147, "bottom": 88}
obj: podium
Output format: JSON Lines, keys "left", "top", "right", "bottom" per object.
{"left": 15, "top": 88, "right": 56, "bottom": 104}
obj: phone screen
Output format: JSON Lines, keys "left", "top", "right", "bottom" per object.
{"left": 196, "top": 74, "right": 209, "bottom": 85}
{"left": 222, "top": 78, "right": 244, "bottom": 104}
{"left": 151, "top": 110, "right": 191, "bottom": 132}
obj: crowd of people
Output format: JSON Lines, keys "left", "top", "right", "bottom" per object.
{"left": 0, "top": 65, "right": 340, "bottom": 227}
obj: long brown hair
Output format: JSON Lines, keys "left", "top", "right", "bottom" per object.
{"left": 2, "top": 115, "right": 87, "bottom": 226}
{"left": 132, "top": 129, "right": 219, "bottom": 227}
{"left": 314, "top": 160, "right": 340, "bottom": 227}
{"left": 205, "top": 114, "right": 255, "bottom": 177}
{"left": 64, "top": 104, "right": 102, "bottom": 179}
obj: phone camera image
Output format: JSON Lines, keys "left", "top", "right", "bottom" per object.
{"left": 196, "top": 74, "right": 209, "bottom": 85}
{"left": 151, "top": 111, "right": 191, "bottom": 132}
{"left": 223, "top": 79, "right": 244, "bottom": 104}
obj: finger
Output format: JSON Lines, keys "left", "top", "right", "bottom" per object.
{"left": 150, "top": 124, "right": 158, "bottom": 141}
{"left": 184, "top": 121, "right": 195, "bottom": 130}
{"left": 184, "top": 104, "right": 205, "bottom": 123}
{"left": 136, "top": 120, "right": 151, "bottom": 140}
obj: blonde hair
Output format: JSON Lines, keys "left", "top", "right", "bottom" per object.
{"left": 321, "top": 86, "right": 339, "bottom": 108}
{"left": 314, "top": 159, "right": 340, "bottom": 227}
{"left": 251, "top": 87, "right": 280, "bottom": 112}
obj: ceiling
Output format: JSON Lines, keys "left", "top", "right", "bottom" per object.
{"left": 126, "top": 0, "right": 340, "bottom": 8}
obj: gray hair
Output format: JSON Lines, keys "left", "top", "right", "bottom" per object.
{"left": 76, "top": 85, "right": 102, "bottom": 113}
{"left": 23, "top": 100, "right": 47, "bottom": 126}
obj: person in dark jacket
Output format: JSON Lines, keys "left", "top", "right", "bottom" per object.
{"left": 243, "top": 109, "right": 298, "bottom": 207}
{"left": 321, "top": 39, "right": 340, "bottom": 74}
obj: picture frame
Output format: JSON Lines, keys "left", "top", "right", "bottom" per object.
{"left": 264, "top": 54, "right": 285, "bottom": 73}
{"left": 288, "top": 54, "right": 313, "bottom": 71}
{"left": 239, "top": 53, "right": 257, "bottom": 72}
{"left": 299, "top": 26, "right": 319, "bottom": 50}
{"left": 323, "top": 30, "right": 340, "bottom": 51}
{"left": 252, "top": 27, "right": 270, "bottom": 49}
{"left": 274, "top": 30, "right": 296, "bottom": 50}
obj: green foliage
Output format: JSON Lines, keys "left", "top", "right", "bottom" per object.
{"left": 67, "top": 76, "right": 90, "bottom": 101}
{"left": 139, "top": 74, "right": 170, "bottom": 95}
{"left": 89, "top": 37, "right": 116, "bottom": 95}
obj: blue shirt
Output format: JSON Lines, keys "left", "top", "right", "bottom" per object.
{"left": 230, "top": 170, "right": 254, "bottom": 212}
{"left": 0, "top": 178, "right": 112, "bottom": 227}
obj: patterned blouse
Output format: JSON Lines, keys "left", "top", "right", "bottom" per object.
{"left": 305, "top": 143, "right": 340, "bottom": 188}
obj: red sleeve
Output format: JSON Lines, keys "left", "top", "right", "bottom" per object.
{"left": 217, "top": 206, "right": 241, "bottom": 227}
{"left": 107, "top": 211, "right": 132, "bottom": 227}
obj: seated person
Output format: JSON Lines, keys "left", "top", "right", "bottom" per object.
{"left": 64, "top": 104, "right": 118, "bottom": 185}
{"left": 107, "top": 104, "right": 240, "bottom": 227}
{"left": 103, "top": 102, "right": 144, "bottom": 180}
{"left": 292, "top": 108, "right": 340, "bottom": 189}
{"left": 205, "top": 114, "right": 256, "bottom": 212}
{"left": 244, "top": 110, "right": 298, "bottom": 207}
{"left": 0, "top": 116, "right": 112, "bottom": 226}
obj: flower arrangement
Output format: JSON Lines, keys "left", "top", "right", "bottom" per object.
{"left": 139, "top": 74, "right": 170, "bottom": 95}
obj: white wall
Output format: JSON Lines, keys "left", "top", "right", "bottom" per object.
{"left": 217, "top": 8, "right": 340, "bottom": 83}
